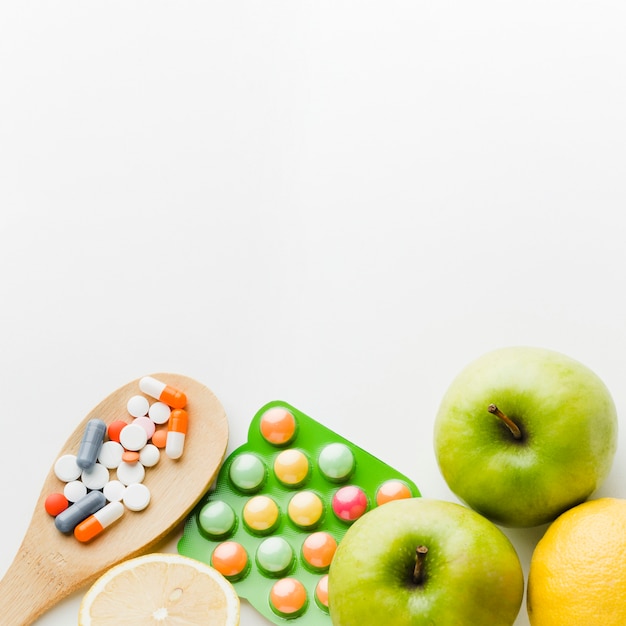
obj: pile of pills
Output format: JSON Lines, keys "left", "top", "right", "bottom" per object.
{"left": 44, "top": 376, "right": 189, "bottom": 543}
{"left": 178, "top": 401, "right": 420, "bottom": 625}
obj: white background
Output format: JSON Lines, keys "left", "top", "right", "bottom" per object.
{"left": 2, "top": 2, "right": 626, "bottom": 625}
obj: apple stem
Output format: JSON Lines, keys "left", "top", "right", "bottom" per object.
{"left": 413, "top": 545, "right": 428, "bottom": 585}
{"left": 488, "top": 404, "right": 522, "bottom": 439}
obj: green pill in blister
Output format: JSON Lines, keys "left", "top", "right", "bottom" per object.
{"left": 178, "top": 400, "right": 421, "bottom": 625}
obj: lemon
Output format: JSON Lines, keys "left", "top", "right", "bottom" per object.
{"left": 79, "top": 553, "right": 240, "bottom": 625}
{"left": 527, "top": 497, "right": 626, "bottom": 625}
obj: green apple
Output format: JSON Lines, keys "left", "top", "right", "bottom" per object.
{"left": 433, "top": 346, "right": 618, "bottom": 527}
{"left": 328, "top": 497, "right": 524, "bottom": 626}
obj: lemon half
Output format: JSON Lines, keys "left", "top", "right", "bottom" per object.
{"left": 79, "top": 553, "right": 240, "bottom": 625}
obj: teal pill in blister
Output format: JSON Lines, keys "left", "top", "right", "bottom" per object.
{"left": 229, "top": 453, "right": 267, "bottom": 493}
{"left": 197, "top": 500, "right": 236, "bottom": 539}
{"left": 317, "top": 442, "right": 355, "bottom": 482}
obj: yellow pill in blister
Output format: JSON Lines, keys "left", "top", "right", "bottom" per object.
{"left": 243, "top": 495, "right": 280, "bottom": 534}
{"left": 273, "top": 449, "right": 310, "bottom": 487}
{"left": 287, "top": 491, "right": 324, "bottom": 529}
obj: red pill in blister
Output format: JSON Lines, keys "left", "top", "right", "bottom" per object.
{"left": 332, "top": 485, "right": 369, "bottom": 523}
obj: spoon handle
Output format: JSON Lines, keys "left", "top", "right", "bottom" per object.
{"left": 0, "top": 536, "right": 71, "bottom": 625}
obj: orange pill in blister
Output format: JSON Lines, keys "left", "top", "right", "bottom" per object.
{"left": 243, "top": 495, "right": 280, "bottom": 534}
{"left": 269, "top": 577, "right": 308, "bottom": 617}
{"left": 273, "top": 449, "right": 310, "bottom": 487}
{"left": 376, "top": 479, "right": 413, "bottom": 505}
{"left": 259, "top": 407, "right": 297, "bottom": 446}
{"left": 315, "top": 574, "right": 330, "bottom": 611}
{"left": 211, "top": 541, "right": 248, "bottom": 579}
{"left": 302, "top": 531, "right": 337, "bottom": 571}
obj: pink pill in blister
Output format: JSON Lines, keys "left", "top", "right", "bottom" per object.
{"left": 331, "top": 485, "right": 369, "bottom": 523}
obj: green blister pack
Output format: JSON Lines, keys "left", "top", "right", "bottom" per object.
{"left": 178, "top": 400, "right": 420, "bottom": 624}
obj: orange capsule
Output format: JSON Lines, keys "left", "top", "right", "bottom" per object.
{"left": 166, "top": 409, "right": 188, "bottom": 459}
{"left": 139, "top": 376, "right": 187, "bottom": 409}
{"left": 74, "top": 502, "right": 124, "bottom": 542}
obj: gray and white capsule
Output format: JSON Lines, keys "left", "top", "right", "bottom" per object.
{"left": 76, "top": 418, "right": 107, "bottom": 470}
{"left": 54, "top": 490, "right": 106, "bottom": 533}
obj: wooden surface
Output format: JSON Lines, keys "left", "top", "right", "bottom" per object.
{"left": 0, "top": 373, "right": 228, "bottom": 626}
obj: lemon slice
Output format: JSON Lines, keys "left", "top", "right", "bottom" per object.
{"left": 78, "top": 553, "right": 240, "bottom": 625}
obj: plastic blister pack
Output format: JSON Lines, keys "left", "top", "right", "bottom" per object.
{"left": 178, "top": 400, "right": 420, "bottom": 624}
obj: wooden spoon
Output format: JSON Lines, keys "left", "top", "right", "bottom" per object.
{"left": 0, "top": 373, "right": 229, "bottom": 625}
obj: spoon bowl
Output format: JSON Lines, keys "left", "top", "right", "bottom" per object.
{"left": 0, "top": 373, "right": 228, "bottom": 626}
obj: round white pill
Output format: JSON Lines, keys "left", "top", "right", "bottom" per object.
{"left": 81, "top": 462, "right": 110, "bottom": 490}
{"left": 119, "top": 423, "right": 148, "bottom": 451}
{"left": 54, "top": 454, "right": 82, "bottom": 482}
{"left": 64, "top": 480, "right": 87, "bottom": 502}
{"left": 139, "top": 443, "right": 160, "bottom": 468}
{"left": 148, "top": 401, "right": 171, "bottom": 425}
{"left": 116, "top": 460, "right": 145, "bottom": 486}
{"left": 123, "top": 483, "right": 151, "bottom": 512}
{"left": 127, "top": 394, "right": 150, "bottom": 418}
{"left": 98, "top": 440, "right": 124, "bottom": 469}
{"left": 103, "top": 479, "right": 127, "bottom": 502}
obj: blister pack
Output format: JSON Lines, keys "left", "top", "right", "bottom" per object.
{"left": 178, "top": 400, "right": 420, "bottom": 624}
